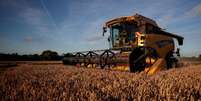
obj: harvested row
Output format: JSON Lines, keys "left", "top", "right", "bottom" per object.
{"left": 0, "top": 64, "right": 201, "bottom": 101}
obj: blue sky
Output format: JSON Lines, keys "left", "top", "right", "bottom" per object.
{"left": 0, "top": 0, "right": 201, "bottom": 56}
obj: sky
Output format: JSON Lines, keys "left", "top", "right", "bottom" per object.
{"left": 0, "top": 0, "right": 201, "bottom": 56}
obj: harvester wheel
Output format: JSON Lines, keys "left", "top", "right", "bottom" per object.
{"left": 129, "top": 47, "right": 146, "bottom": 72}
{"left": 129, "top": 47, "right": 158, "bottom": 72}
{"left": 166, "top": 51, "right": 178, "bottom": 69}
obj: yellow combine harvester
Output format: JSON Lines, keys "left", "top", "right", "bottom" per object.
{"left": 63, "top": 14, "right": 184, "bottom": 75}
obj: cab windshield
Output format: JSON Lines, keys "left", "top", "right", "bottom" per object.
{"left": 110, "top": 22, "right": 138, "bottom": 48}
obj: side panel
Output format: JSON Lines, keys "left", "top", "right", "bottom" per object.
{"left": 145, "top": 34, "right": 175, "bottom": 58}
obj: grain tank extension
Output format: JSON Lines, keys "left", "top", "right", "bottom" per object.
{"left": 63, "top": 14, "right": 184, "bottom": 75}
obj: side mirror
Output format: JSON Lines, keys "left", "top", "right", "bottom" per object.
{"left": 102, "top": 27, "right": 107, "bottom": 36}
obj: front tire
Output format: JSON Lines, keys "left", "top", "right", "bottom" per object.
{"left": 129, "top": 47, "right": 146, "bottom": 72}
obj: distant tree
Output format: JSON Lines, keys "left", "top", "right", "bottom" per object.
{"left": 41, "top": 50, "right": 60, "bottom": 60}
{"left": 29, "top": 54, "right": 40, "bottom": 61}
{"left": 0, "top": 51, "right": 63, "bottom": 61}
{"left": 64, "top": 53, "right": 74, "bottom": 57}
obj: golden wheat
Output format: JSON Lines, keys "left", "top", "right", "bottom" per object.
{"left": 0, "top": 64, "right": 200, "bottom": 101}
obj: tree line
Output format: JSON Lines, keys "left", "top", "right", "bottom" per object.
{"left": 1, "top": 50, "right": 201, "bottom": 61}
{"left": 0, "top": 50, "right": 63, "bottom": 61}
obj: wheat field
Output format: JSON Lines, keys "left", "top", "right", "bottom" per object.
{"left": 0, "top": 62, "right": 201, "bottom": 101}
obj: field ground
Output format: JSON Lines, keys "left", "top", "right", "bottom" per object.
{"left": 0, "top": 60, "right": 201, "bottom": 100}
{"left": 0, "top": 61, "right": 62, "bottom": 73}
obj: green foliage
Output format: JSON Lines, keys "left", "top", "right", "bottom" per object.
{"left": 0, "top": 50, "right": 62, "bottom": 61}
{"left": 40, "top": 50, "right": 60, "bottom": 60}
{"left": 64, "top": 53, "right": 74, "bottom": 57}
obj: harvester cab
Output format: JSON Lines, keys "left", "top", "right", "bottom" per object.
{"left": 63, "top": 14, "right": 184, "bottom": 75}
{"left": 103, "top": 14, "right": 183, "bottom": 74}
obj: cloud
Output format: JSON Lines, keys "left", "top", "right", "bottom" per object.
{"left": 155, "top": 3, "right": 201, "bottom": 29}
{"left": 20, "top": 7, "right": 45, "bottom": 26}
{"left": 160, "top": 15, "right": 173, "bottom": 22}
{"left": 156, "top": 14, "right": 174, "bottom": 28}
{"left": 0, "top": 0, "right": 24, "bottom": 8}
{"left": 85, "top": 36, "right": 103, "bottom": 42}
{"left": 19, "top": 6, "right": 60, "bottom": 42}
{"left": 0, "top": 0, "right": 44, "bottom": 27}
{"left": 24, "top": 37, "right": 33, "bottom": 43}
{"left": 2, "top": 0, "right": 58, "bottom": 40}
{"left": 184, "top": 4, "right": 201, "bottom": 18}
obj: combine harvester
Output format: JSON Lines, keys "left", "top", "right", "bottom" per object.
{"left": 63, "top": 14, "right": 184, "bottom": 75}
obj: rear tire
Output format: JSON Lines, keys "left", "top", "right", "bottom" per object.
{"left": 165, "top": 51, "right": 178, "bottom": 69}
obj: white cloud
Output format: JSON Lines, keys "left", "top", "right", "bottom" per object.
{"left": 24, "top": 36, "right": 33, "bottom": 43}
{"left": 1, "top": 0, "right": 45, "bottom": 27}
{"left": 185, "top": 4, "right": 201, "bottom": 18}
{"left": 85, "top": 36, "right": 103, "bottom": 42}
{"left": 156, "top": 14, "right": 174, "bottom": 28}
{"left": 19, "top": 6, "right": 60, "bottom": 42}
{"left": 0, "top": 0, "right": 25, "bottom": 8}
{"left": 2, "top": 0, "right": 58, "bottom": 40}
{"left": 20, "top": 7, "right": 45, "bottom": 26}
{"left": 155, "top": 3, "right": 201, "bottom": 29}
